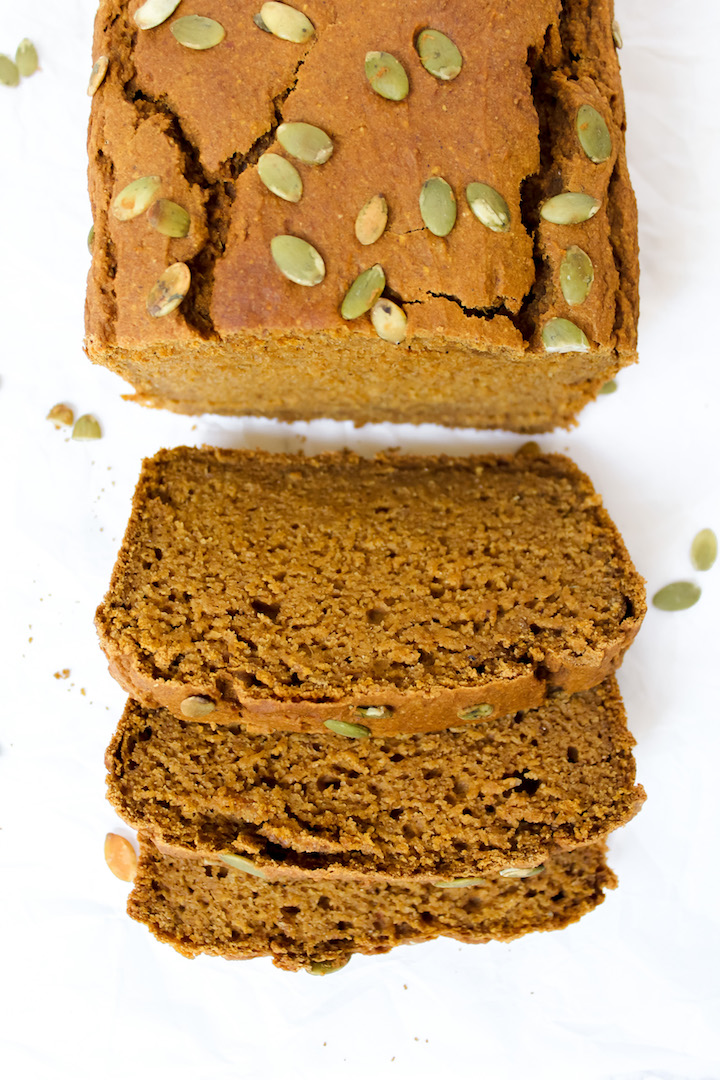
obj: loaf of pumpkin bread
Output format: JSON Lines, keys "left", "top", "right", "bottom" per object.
{"left": 86, "top": 0, "right": 637, "bottom": 430}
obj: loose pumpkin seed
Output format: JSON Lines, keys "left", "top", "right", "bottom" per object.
{"left": 276, "top": 121, "right": 333, "bottom": 164}
{"left": 112, "top": 175, "right": 162, "bottom": 221}
{"left": 341, "top": 264, "right": 386, "bottom": 320}
{"left": 324, "top": 719, "right": 371, "bottom": 738}
{"left": 104, "top": 834, "right": 137, "bottom": 882}
{"left": 355, "top": 705, "right": 393, "bottom": 720}
{"left": 0, "top": 55, "right": 20, "bottom": 87}
{"left": 577, "top": 104, "right": 612, "bottom": 164}
{"left": 15, "top": 39, "right": 39, "bottom": 78}
{"left": 559, "top": 245, "right": 594, "bottom": 305}
{"left": 87, "top": 224, "right": 95, "bottom": 253}
{"left": 355, "top": 194, "right": 388, "bottom": 246}
{"left": 542, "top": 317, "right": 590, "bottom": 353}
{"left": 499, "top": 865, "right": 544, "bottom": 879}
{"left": 416, "top": 29, "right": 462, "bottom": 81}
{"left": 134, "top": 0, "right": 182, "bottom": 31}
{"left": 146, "top": 261, "right": 191, "bottom": 317}
{"left": 72, "top": 414, "right": 102, "bottom": 440}
{"left": 690, "top": 529, "right": 717, "bottom": 572}
{"left": 365, "top": 51, "right": 409, "bottom": 101}
{"left": 219, "top": 854, "right": 268, "bottom": 878}
{"left": 271, "top": 235, "right": 325, "bottom": 286}
{"left": 466, "top": 183, "right": 511, "bottom": 233}
{"left": 47, "top": 404, "right": 74, "bottom": 427}
{"left": 612, "top": 19, "right": 623, "bottom": 48}
{"left": 457, "top": 703, "right": 493, "bottom": 722}
{"left": 420, "top": 177, "right": 457, "bottom": 237}
{"left": 434, "top": 878, "right": 487, "bottom": 889}
{"left": 171, "top": 15, "right": 226, "bottom": 50}
{"left": 87, "top": 55, "right": 109, "bottom": 96}
{"left": 371, "top": 298, "right": 407, "bottom": 343}
{"left": 309, "top": 959, "right": 350, "bottom": 975}
{"left": 147, "top": 198, "right": 191, "bottom": 237}
{"left": 598, "top": 379, "right": 617, "bottom": 395}
{"left": 652, "top": 582, "right": 701, "bottom": 611}
{"left": 540, "top": 192, "right": 601, "bottom": 225}
{"left": 180, "top": 695, "right": 216, "bottom": 718}
{"left": 257, "top": 153, "right": 303, "bottom": 202}
{"left": 259, "top": 2, "right": 314, "bottom": 43}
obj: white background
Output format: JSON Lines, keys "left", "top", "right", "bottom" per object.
{"left": 1, "top": 1, "right": 719, "bottom": 1077}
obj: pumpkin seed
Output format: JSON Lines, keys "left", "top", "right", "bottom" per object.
{"left": 72, "top": 414, "right": 102, "bottom": 440}
{"left": 257, "top": 153, "right": 303, "bottom": 202}
{"left": 0, "top": 55, "right": 20, "bottom": 87}
{"left": 271, "top": 235, "right": 325, "bottom": 286}
{"left": 598, "top": 379, "right": 617, "bottom": 395}
{"left": 560, "top": 245, "right": 594, "bottom": 305}
{"left": 259, "top": 2, "right": 314, "bottom": 43}
{"left": 276, "top": 121, "right": 333, "bottom": 164}
{"left": 355, "top": 194, "right": 388, "bottom": 245}
{"left": 15, "top": 39, "right": 38, "bottom": 78}
{"left": 171, "top": 15, "right": 226, "bottom": 49}
{"left": 112, "top": 175, "right": 162, "bottom": 221}
{"left": 147, "top": 198, "right": 191, "bottom": 237}
{"left": 466, "top": 183, "right": 511, "bottom": 233}
{"left": 499, "top": 865, "right": 544, "bottom": 879}
{"left": 104, "top": 834, "right": 138, "bottom": 882}
{"left": 180, "top": 695, "right": 216, "bottom": 718}
{"left": 420, "top": 177, "right": 457, "bottom": 237}
{"left": 219, "top": 854, "right": 268, "bottom": 878}
{"left": 364, "top": 51, "right": 409, "bottom": 101}
{"left": 690, "top": 529, "right": 717, "bottom": 572}
{"left": 87, "top": 55, "right": 109, "bottom": 96}
{"left": 612, "top": 19, "right": 623, "bottom": 48}
{"left": 434, "top": 878, "right": 487, "bottom": 889}
{"left": 324, "top": 719, "right": 371, "bottom": 739}
{"left": 577, "top": 104, "right": 612, "bottom": 164}
{"left": 542, "top": 318, "right": 590, "bottom": 353}
{"left": 253, "top": 12, "right": 270, "bottom": 31}
{"left": 540, "top": 192, "right": 601, "bottom": 225}
{"left": 87, "top": 225, "right": 95, "bottom": 253}
{"left": 356, "top": 705, "right": 393, "bottom": 720}
{"left": 47, "top": 404, "right": 74, "bottom": 427}
{"left": 652, "top": 582, "right": 701, "bottom": 611}
{"left": 416, "top": 29, "right": 462, "bottom": 81}
{"left": 309, "top": 959, "right": 350, "bottom": 975}
{"left": 341, "top": 265, "right": 386, "bottom": 320}
{"left": 457, "top": 703, "right": 493, "bottom": 722}
{"left": 371, "top": 298, "right": 407, "bottom": 343}
{"left": 134, "top": 0, "right": 182, "bottom": 31}
{"left": 146, "top": 261, "right": 191, "bottom": 317}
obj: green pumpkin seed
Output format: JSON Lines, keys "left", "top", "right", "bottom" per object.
{"left": 146, "top": 261, "right": 191, "bottom": 317}
{"left": 499, "top": 865, "right": 544, "bottom": 879}
{"left": 219, "top": 854, "right": 267, "bottom": 878}
{"left": 371, "top": 298, "right": 407, "bottom": 343}
{"left": 72, "top": 414, "right": 102, "bottom": 440}
{"left": 0, "top": 55, "right": 20, "bottom": 87}
{"left": 652, "top": 582, "right": 701, "bottom": 611}
{"left": 560, "top": 245, "right": 594, "bottom": 305}
{"left": 257, "top": 153, "right": 303, "bottom": 202}
{"left": 309, "top": 958, "right": 350, "bottom": 975}
{"left": 87, "top": 55, "right": 109, "bottom": 97}
{"left": 259, "top": 2, "right": 314, "bottom": 43}
{"left": 612, "top": 19, "right": 623, "bottom": 49}
{"left": 690, "top": 529, "right": 717, "bottom": 572}
{"left": 112, "top": 175, "right": 162, "bottom": 221}
{"left": 47, "top": 404, "right": 74, "bottom": 427}
{"left": 420, "top": 177, "right": 457, "bottom": 237}
{"left": 134, "top": 0, "right": 182, "bottom": 31}
{"left": 540, "top": 192, "right": 601, "bottom": 225}
{"left": 324, "top": 719, "right": 371, "bottom": 739}
{"left": 341, "top": 265, "right": 386, "bottom": 320}
{"left": 542, "top": 317, "right": 590, "bottom": 353}
{"left": 598, "top": 379, "right": 617, "bottom": 395}
{"left": 416, "top": 29, "right": 462, "bottom": 81}
{"left": 180, "top": 695, "right": 216, "bottom": 718}
{"left": 355, "top": 705, "right": 393, "bottom": 720}
{"left": 276, "top": 121, "right": 333, "bottom": 164}
{"left": 147, "top": 198, "right": 191, "bottom": 237}
{"left": 87, "top": 224, "right": 95, "bottom": 253}
{"left": 365, "top": 51, "right": 409, "bottom": 101}
{"left": 434, "top": 878, "right": 487, "bottom": 889}
{"left": 271, "top": 235, "right": 325, "bottom": 286}
{"left": 577, "top": 104, "right": 612, "bottom": 164}
{"left": 15, "top": 39, "right": 38, "bottom": 78}
{"left": 466, "top": 183, "right": 511, "bottom": 233}
{"left": 457, "top": 703, "right": 493, "bottom": 722}
{"left": 355, "top": 194, "right": 388, "bottom": 245}
{"left": 171, "top": 15, "right": 226, "bottom": 49}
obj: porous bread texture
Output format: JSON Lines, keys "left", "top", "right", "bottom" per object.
{"left": 96, "top": 448, "right": 646, "bottom": 735}
{"left": 86, "top": 0, "right": 638, "bottom": 431}
{"left": 128, "top": 842, "right": 617, "bottom": 970}
{"left": 107, "top": 679, "right": 645, "bottom": 882}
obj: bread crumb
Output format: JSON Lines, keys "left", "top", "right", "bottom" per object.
{"left": 53, "top": 669, "right": 70, "bottom": 680}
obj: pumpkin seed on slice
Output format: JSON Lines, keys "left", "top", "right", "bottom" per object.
{"left": 371, "top": 298, "right": 407, "bottom": 343}
{"left": 466, "top": 183, "right": 511, "bottom": 233}
{"left": 171, "top": 15, "right": 226, "bottom": 50}
{"left": 598, "top": 379, "right": 617, "bottom": 395}
{"left": 612, "top": 19, "right": 623, "bottom": 48}
{"left": 134, "top": 0, "right": 182, "bottom": 31}
{"left": 253, "top": 13, "right": 270, "bottom": 32}
{"left": 499, "top": 865, "right": 544, "bottom": 879}
{"left": 577, "top": 104, "right": 612, "bottom": 164}
{"left": 690, "top": 529, "right": 717, "bottom": 572}
{"left": 87, "top": 55, "right": 109, "bottom": 96}
{"left": 652, "top": 582, "right": 701, "bottom": 611}
{"left": 324, "top": 719, "right": 371, "bottom": 739}
{"left": 72, "top": 414, "right": 102, "bottom": 440}
{"left": 146, "top": 261, "right": 191, "bottom": 317}
{"left": 365, "top": 51, "right": 409, "bottom": 101}
{"left": 180, "top": 695, "right": 216, "bottom": 718}
{"left": 355, "top": 194, "right": 388, "bottom": 246}
{"left": 87, "top": 224, "right": 95, "bottom": 253}
{"left": 457, "top": 703, "right": 493, "bottom": 722}
{"left": 47, "top": 404, "right": 74, "bottom": 427}
{"left": 356, "top": 705, "right": 393, "bottom": 720}
{"left": 276, "top": 121, "right": 333, "bottom": 164}
{"left": 542, "top": 317, "right": 590, "bottom": 353}
{"left": 112, "top": 175, "right": 162, "bottom": 221}
{"left": 147, "top": 198, "right": 191, "bottom": 237}
{"left": 309, "top": 958, "right": 350, "bottom": 975}
{"left": 540, "top": 192, "right": 601, "bottom": 225}
{"left": 0, "top": 55, "right": 20, "bottom": 87}
{"left": 219, "top": 854, "right": 268, "bottom": 878}
{"left": 15, "top": 39, "right": 39, "bottom": 78}
{"left": 420, "top": 177, "right": 457, "bottom": 237}
{"left": 559, "top": 245, "right": 594, "bottom": 305}
{"left": 341, "top": 264, "right": 386, "bottom": 320}
{"left": 434, "top": 878, "right": 487, "bottom": 889}
{"left": 416, "top": 29, "right": 462, "bottom": 81}
{"left": 104, "top": 834, "right": 138, "bottom": 882}
{"left": 271, "top": 235, "right": 325, "bottom": 285}
{"left": 257, "top": 153, "right": 303, "bottom": 202}
{"left": 259, "top": 2, "right": 314, "bottom": 43}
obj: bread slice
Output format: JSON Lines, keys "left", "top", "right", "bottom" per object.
{"left": 128, "top": 842, "right": 617, "bottom": 971}
{"left": 107, "top": 679, "right": 644, "bottom": 882}
{"left": 96, "top": 448, "right": 645, "bottom": 735}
